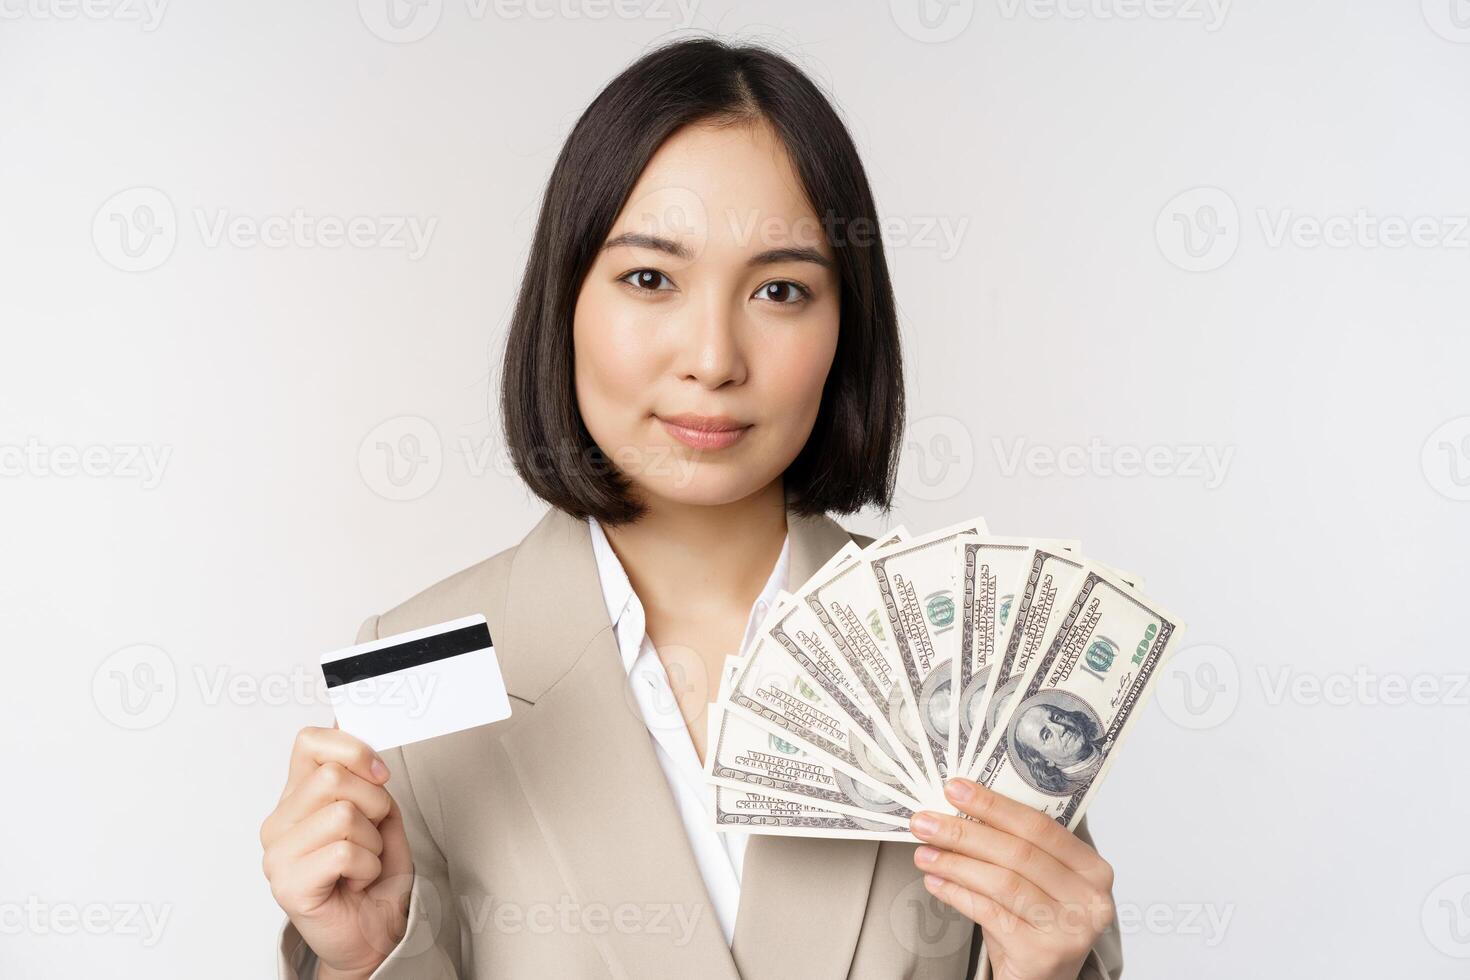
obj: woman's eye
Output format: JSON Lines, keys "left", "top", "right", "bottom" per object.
{"left": 755, "top": 280, "right": 809, "bottom": 305}
{"left": 620, "top": 269, "right": 674, "bottom": 292}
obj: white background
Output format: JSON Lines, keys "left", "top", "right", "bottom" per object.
{"left": 3, "top": 1, "right": 1468, "bottom": 976}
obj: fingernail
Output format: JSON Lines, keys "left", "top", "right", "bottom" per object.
{"left": 945, "top": 778, "right": 975, "bottom": 803}
{"left": 910, "top": 812, "right": 940, "bottom": 836}
{"left": 924, "top": 874, "right": 945, "bottom": 889}
{"left": 914, "top": 846, "right": 939, "bottom": 865}
{"left": 370, "top": 758, "right": 390, "bottom": 782}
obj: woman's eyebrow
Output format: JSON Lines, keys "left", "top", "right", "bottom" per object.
{"left": 601, "top": 232, "right": 694, "bottom": 260}
{"left": 748, "top": 246, "right": 833, "bottom": 271}
{"left": 601, "top": 232, "right": 834, "bottom": 271}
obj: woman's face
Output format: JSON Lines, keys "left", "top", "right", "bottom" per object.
{"left": 572, "top": 117, "right": 840, "bottom": 511}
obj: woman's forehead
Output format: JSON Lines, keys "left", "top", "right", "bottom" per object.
{"left": 607, "top": 119, "right": 829, "bottom": 262}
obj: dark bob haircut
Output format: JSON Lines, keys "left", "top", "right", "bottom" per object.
{"left": 499, "top": 36, "right": 904, "bottom": 526}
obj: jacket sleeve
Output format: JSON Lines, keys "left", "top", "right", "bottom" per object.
{"left": 966, "top": 814, "right": 1124, "bottom": 980}
{"left": 277, "top": 618, "right": 465, "bottom": 980}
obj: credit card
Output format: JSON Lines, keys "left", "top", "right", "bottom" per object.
{"left": 320, "top": 613, "right": 511, "bottom": 751}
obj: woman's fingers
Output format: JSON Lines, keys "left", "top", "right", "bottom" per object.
{"left": 263, "top": 762, "right": 393, "bottom": 845}
{"left": 922, "top": 873, "right": 1032, "bottom": 942}
{"left": 942, "top": 778, "right": 1114, "bottom": 893}
{"left": 374, "top": 796, "right": 414, "bottom": 885}
{"left": 910, "top": 809, "right": 1093, "bottom": 905}
{"left": 912, "top": 845, "right": 1054, "bottom": 928}
{"left": 263, "top": 799, "right": 385, "bottom": 880}
{"left": 284, "top": 726, "right": 390, "bottom": 798}
{"left": 271, "top": 840, "right": 385, "bottom": 914}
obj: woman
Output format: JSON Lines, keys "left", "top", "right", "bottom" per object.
{"left": 260, "top": 37, "right": 1124, "bottom": 980}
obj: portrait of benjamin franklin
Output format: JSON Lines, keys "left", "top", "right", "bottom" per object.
{"left": 1004, "top": 691, "right": 1107, "bottom": 796}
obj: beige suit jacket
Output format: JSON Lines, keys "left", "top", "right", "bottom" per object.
{"left": 278, "top": 505, "right": 1124, "bottom": 980}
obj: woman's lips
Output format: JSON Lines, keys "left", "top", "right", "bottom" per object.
{"left": 657, "top": 416, "right": 751, "bottom": 450}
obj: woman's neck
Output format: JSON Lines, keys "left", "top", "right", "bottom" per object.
{"left": 599, "top": 479, "right": 790, "bottom": 631}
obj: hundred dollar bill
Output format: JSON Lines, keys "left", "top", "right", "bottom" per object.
{"left": 705, "top": 702, "right": 913, "bottom": 825}
{"left": 952, "top": 535, "right": 1080, "bottom": 774}
{"left": 969, "top": 567, "right": 1184, "bottom": 828}
{"left": 709, "top": 657, "right": 913, "bottom": 822}
{"left": 790, "top": 539, "right": 938, "bottom": 791}
{"left": 711, "top": 784, "right": 920, "bottom": 841}
{"left": 863, "top": 517, "right": 989, "bottom": 783}
{"left": 725, "top": 631, "right": 926, "bottom": 808}
{"left": 960, "top": 546, "right": 1087, "bottom": 779}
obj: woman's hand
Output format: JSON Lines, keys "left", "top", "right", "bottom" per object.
{"left": 909, "top": 777, "right": 1116, "bottom": 980}
{"left": 260, "top": 726, "right": 414, "bottom": 980}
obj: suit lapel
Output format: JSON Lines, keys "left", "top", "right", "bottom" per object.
{"left": 729, "top": 511, "right": 882, "bottom": 980}
{"left": 495, "top": 505, "right": 879, "bottom": 980}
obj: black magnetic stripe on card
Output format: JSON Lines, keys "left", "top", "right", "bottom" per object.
{"left": 321, "top": 622, "right": 491, "bottom": 688}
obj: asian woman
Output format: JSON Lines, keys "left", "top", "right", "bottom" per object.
{"left": 260, "top": 37, "right": 1123, "bottom": 980}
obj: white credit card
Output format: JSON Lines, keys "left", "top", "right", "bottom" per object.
{"left": 320, "top": 613, "right": 511, "bottom": 751}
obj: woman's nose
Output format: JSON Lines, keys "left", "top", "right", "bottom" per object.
{"left": 673, "top": 295, "right": 747, "bottom": 389}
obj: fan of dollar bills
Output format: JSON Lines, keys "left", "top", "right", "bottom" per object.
{"left": 704, "top": 516, "right": 1186, "bottom": 840}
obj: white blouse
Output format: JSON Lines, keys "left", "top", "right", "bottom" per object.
{"left": 585, "top": 516, "right": 791, "bottom": 945}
